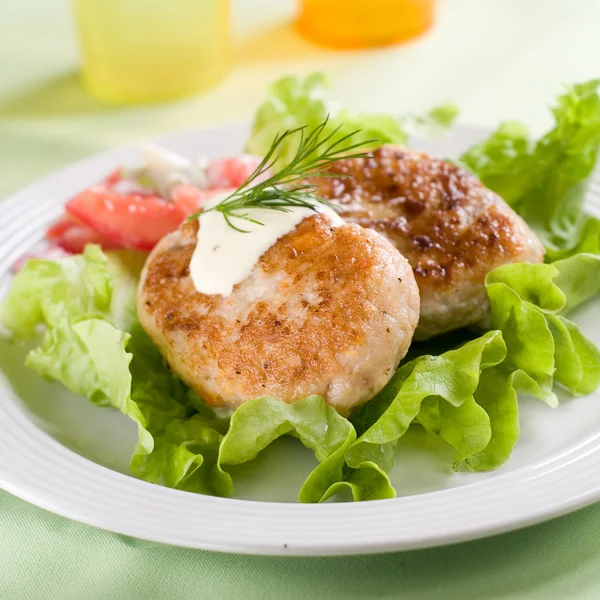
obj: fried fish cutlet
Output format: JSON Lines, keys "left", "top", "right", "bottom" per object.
{"left": 137, "top": 213, "right": 420, "bottom": 416}
{"left": 302, "top": 145, "right": 544, "bottom": 340}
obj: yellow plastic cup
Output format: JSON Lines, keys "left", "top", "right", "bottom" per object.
{"left": 297, "top": 0, "right": 435, "bottom": 49}
{"left": 72, "top": 0, "right": 229, "bottom": 104}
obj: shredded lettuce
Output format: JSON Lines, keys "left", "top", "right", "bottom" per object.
{"left": 461, "top": 80, "right": 600, "bottom": 258}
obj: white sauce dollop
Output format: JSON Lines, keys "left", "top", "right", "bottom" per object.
{"left": 189, "top": 191, "right": 344, "bottom": 297}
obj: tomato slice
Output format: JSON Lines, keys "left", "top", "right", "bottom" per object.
{"left": 170, "top": 184, "right": 203, "bottom": 217}
{"left": 171, "top": 184, "right": 235, "bottom": 218}
{"left": 55, "top": 223, "right": 111, "bottom": 254}
{"left": 104, "top": 168, "right": 124, "bottom": 187}
{"left": 46, "top": 214, "right": 77, "bottom": 240}
{"left": 46, "top": 213, "right": 117, "bottom": 253}
{"left": 66, "top": 188, "right": 184, "bottom": 251}
{"left": 206, "top": 155, "right": 265, "bottom": 189}
{"left": 51, "top": 157, "right": 256, "bottom": 255}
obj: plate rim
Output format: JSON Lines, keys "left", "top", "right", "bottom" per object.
{"left": 1, "top": 122, "right": 600, "bottom": 556}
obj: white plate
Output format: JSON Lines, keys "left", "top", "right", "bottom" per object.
{"left": 1, "top": 123, "right": 600, "bottom": 556}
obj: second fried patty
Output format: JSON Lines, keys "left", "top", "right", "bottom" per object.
{"left": 302, "top": 145, "right": 545, "bottom": 340}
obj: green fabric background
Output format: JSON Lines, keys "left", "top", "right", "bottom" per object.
{"left": 3, "top": 1, "right": 600, "bottom": 598}
{"left": 2, "top": 489, "right": 600, "bottom": 600}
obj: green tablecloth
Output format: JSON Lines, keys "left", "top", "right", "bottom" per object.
{"left": 3, "top": 488, "right": 600, "bottom": 600}
{"left": 2, "top": 0, "right": 600, "bottom": 598}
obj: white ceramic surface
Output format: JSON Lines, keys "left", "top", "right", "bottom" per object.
{"left": 0, "top": 124, "right": 599, "bottom": 555}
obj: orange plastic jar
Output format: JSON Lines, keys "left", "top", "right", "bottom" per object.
{"left": 297, "top": 0, "right": 435, "bottom": 49}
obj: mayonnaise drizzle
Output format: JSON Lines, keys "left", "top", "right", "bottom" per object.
{"left": 189, "top": 191, "right": 344, "bottom": 297}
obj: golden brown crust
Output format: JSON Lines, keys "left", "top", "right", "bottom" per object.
{"left": 138, "top": 214, "right": 420, "bottom": 414}
{"left": 302, "top": 145, "right": 545, "bottom": 339}
{"left": 304, "top": 145, "right": 541, "bottom": 291}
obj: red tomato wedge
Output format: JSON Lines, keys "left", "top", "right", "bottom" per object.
{"left": 66, "top": 188, "right": 184, "bottom": 251}
{"left": 47, "top": 214, "right": 118, "bottom": 253}
{"left": 57, "top": 223, "right": 111, "bottom": 254}
{"left": 171, "top": 184, "right": 235, "bottom": 218}
{"left": 104, "top": 167, "right": 124, "bottom": 187}
{"left": 46, "top": 213, "right": 77, "bottom": 240}
{"left": 50, "top": 157, "right": 261, "bottom": 254}
{"left": 206, "top": 155, "right": 265, "bottom": 189}
{"left": 170, "top": 184, "right": 204, "bottom": 217}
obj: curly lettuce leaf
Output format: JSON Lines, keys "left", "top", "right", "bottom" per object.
{"left": 487, "top": 253, "right": 600, "bottom": 397}
{"left": 0, "top": 246, "right": 131, "bottom": 408}
{"left": 138, "top": 394, "right": 362, "bottom": 502}
{"left": 0, "top": 245, "right": 111, "bottom": 339}
{"left": 218, "top": 395, "right": 356, "bottom": 503}
{"left": 460, "top": 121, "right": 532, "bottom": 205}
{"left": 3, "top": 247, "right": 599, "bottom": 503}
{"left": 0, "top": 246, "right": 229, "bottom": 494}
{"left": 245, "top": 73, "right": 407, "bottom": 169}
{"left": 544, "top": 216, "right": 600, "bottom": 262}
{"left": 461, "top": 80, "right": 600, "bottom": 257}
{"left": 330, "top": 253, "right": 600, "bottom": 493}
{"left": 475, "top": 255, "right": 600, "bottom": 469}
{"left": 246, "top": 73, "right": 460, "bottom": 170}
{"left": 553, "top": 251, "right": 600, "bottom": 311}
{"left": 319, "top": 331, "right": 507, "bottom": 500}
{"left": 130, "top": 413, "right": 231, "bottom": 497}
{"left": 25, "top": 318, "right": 132, "bottom": 409}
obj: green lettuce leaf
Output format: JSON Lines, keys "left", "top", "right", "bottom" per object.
{"left": 487, "top": 253, "right": 600, "bottom": 397}
{"left": 460, "top": 80, "right": 600, "bottom": 256}
{"left": 423, "top": 103, "right": 460, "bottom": 129}
{"left": 0, "top": 245, "right": 111, "bottom": 339}
{"left": 130, "top": 412, "right": 231, "bottom": 497}
{"left": 25, "top": 318, "right": 132, "bottom": 409}
{"left": 246, "top": 73, "right": 460, "bottom": 170}
{"left": 475, "top": 255, "right": 600, "bottom": 469}
{"left": 3, "top": 246, "right": 599, "bottom": 503}
{"left": 218, "top": 395, "right": 356, "bottom": 503}
{"left": 328, "top": 253, "right": 600, "bottom": 494}
{"left": 319, "top": 331, "right": 507, "bottom": 500}
{"left": 553, "top": 252, "right": 600, "bottom": 311}
{"left": 545, "top": 216, "right": 600, "bottom": 262}
{"left": 400, "top": 103, "right": 460, "bottom": 138}
{"left": 245, "top": 73, "right": 407, "bottom": 169}
{"left": 0, "top": 246, "right": 228, "bottom": 494}
{"left": 460, "top": 121, "right": 532, "bottom": 205}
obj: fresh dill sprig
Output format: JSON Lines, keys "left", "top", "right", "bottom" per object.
{"left": 189, "top": 117, "right": 375, "bottom": 232}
